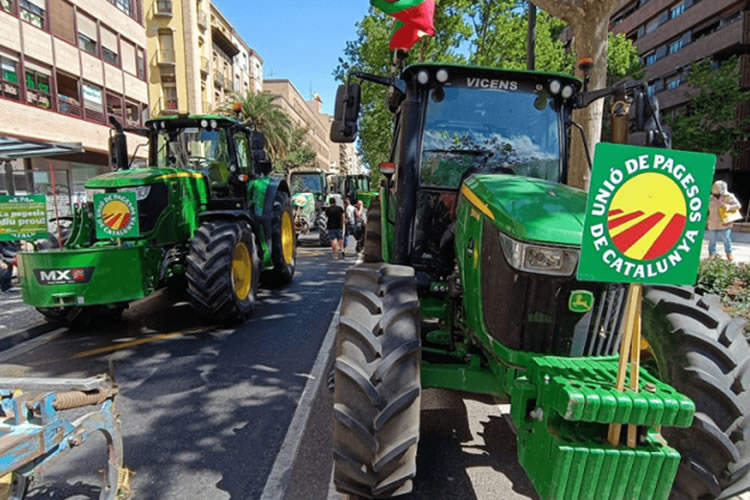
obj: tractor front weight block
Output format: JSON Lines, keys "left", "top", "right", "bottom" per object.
{"left": 511, "top": 356, "right": 695, "bottom": 500}
{"left": 17, "top": 245, "right": 160, "bottom": 308}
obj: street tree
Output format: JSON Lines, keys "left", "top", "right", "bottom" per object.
{"left": 529, "top": 0, "right": 621, "bottom": 189}
{"left": 219, "top": 91, "right": 293, "bottom": 162}
{"left": 281, "top": 127, "right": 317, "bottom": 173}
{"left": 666, "top": 56, "right": 750, "bottom": 157}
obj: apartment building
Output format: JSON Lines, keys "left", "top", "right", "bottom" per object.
{"left": 145, "top": 0, "right": 260, "bottom": 116}
{"left": 264, "top": 79, "right": 337, "bottom": 172}
{"left": 0, "top": 0, "right": 149, "bottom": 215}
{"left": 610, "top": 0, "right": 750, "bottom": 206}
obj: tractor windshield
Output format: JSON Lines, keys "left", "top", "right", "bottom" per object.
{"left": 290, "top": 174, "right": 324, "bottom": 194}
{"left": 155, "top": 127, "right": 229, "bottom": 173}
{"left": 420, "top": 86, "right": 561, "bottom": 188}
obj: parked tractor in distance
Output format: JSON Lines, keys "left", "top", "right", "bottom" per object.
{"left": 288, "top": 167, "right": 341, "bottom": 246}
{"left": 330, "top": 173, "right": 377, "bottom": 208}
{"left": 17, "top": 115, "right": 296, "bottom": 327}
{"left": 329, "top": 63, "right": 750, "bottom": 499}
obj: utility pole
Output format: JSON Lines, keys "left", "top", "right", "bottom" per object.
{"left": 527, "top": 2, "right": 536, "bottom": 71}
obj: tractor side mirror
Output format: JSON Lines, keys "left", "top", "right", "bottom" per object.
{"left": 634, "top": 93, "right": 672, "bottom": 148}
{"left": 250, "top": 130, "right": 265, "bottom": 151}
{"left": 330, "top": 83, "right": 361, "bottom": 143}
{"left": 257, "top": 160, "right": 272, "bottom": 176}
{"left": 109, "top": 133, "right": 128, "bottom": 170}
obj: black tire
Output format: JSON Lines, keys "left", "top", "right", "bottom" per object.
{"left": 263, "top": 191, "right": 296, "bottom": 287}
{"left": 186, "top": 220, "right": 259, "bottom": 323}
{"left": 318, "top": 212, "right": 330, "bottom": 247}
{"left": 642, "top": 285, "right": 750, "bottom": 500}
{"left": 333, "top": 263, "right": 421, "bottom": 498}
{"left": 363, "top": 199, "right": 382, "bottom": 263}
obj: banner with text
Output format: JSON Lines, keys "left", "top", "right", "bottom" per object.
{"left": 0, "top": 195, "right": 48, "bottom": 241}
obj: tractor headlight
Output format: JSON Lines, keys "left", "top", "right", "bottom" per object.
{"left": 119, "top": 185, "right": 151, "bottom": 201}
{"left": 498, "top": 232, "right": 578, "bottom": 276}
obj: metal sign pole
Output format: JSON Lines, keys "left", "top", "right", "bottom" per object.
{"left": 48, "top": 161, "right": 63, "bottom": 249}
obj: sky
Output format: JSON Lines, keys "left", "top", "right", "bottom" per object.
{"left": 213, "top": 1, "right": 372, "bottom": 115}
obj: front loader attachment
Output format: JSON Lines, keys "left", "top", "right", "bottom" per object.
{"left": 511, "top": 356, "right": 695, "bottom": 500}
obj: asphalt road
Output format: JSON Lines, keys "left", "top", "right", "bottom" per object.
{"left": 1, "top": 238, "right": 349, "bottom": 500}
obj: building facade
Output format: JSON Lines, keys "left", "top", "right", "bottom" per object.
{"left": 264, "top": 79, "right": 337, "bottom": 171}
{"left": 144, "top": 0, "right": 261, "bottom": 116}
{"left": 0, "top": 0, "right": 149, "bottom": 216}
{"left": 610, "top": 0, "right": 750, "bottom": 207}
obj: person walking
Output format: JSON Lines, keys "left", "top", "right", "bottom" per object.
{"left": 344, "top": 199, "right": 356, "bottom": 250}
{"left": 325, "top": 198, "right": 346, "bottom": 259}
{"left": 0, "top": 241, "right": 18, "bottom": 293}
{"left": 707, "top": 180, "right": 742, "bottom": 261}
{"left": 354, "top": 200, "right": 367, "bottom": 252}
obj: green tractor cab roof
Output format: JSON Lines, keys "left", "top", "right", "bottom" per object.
{"left": 145, "top": 114, "right": 242, "bottom": 129}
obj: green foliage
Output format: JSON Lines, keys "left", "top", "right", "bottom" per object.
{"left": 336, "top": 2, "right": 641, "bottom": 172}
{"left": 697, "top": 257, "right": 750, "bottom": 333}
{"left": 283, "top": 127, "right": 317, "bottom": 172}
{"left": 217, "top": 91, "right": 293, "bottom": 162}
{"left": 666, "top": 56, "right": 750, "bottom": 156}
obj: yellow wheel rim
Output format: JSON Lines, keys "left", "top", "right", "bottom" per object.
{"left": 281, "top": 211, "right": 294, "bottom": 265}
{"left": 231, "top": 242, "right": 252, "bottom": 301}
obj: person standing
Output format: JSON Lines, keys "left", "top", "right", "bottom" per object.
{"left": 0, "top": 241, "right": 18, "bottom": 293}
{"left": 325, "top": 198, "right": 346, "bottom": 259}
{"left": 344, "top": 199, "right": 356, "bottom": 249}
{"left": 707, "top": 180, "right": 742, "bottom": 261}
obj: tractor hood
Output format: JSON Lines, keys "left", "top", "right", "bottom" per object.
{"left": 86, "top": 168, "right": 203, "bottom": 188}
{"left": 463, "top": 174, "right": 586, "bottom": 246}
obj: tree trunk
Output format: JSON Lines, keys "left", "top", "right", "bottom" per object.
{"left": 529, "top": 0, "right": 619, "bottom": 190}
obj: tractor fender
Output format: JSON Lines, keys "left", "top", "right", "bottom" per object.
{"left": 197, "top": 210, "right": 264, "bottom": 260}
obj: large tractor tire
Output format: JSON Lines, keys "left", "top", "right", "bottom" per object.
{"left": 642, "top": 285, "right": 750, "bottom": 500}
{"left": 333, "top": 263, "right": 421, "bottom": 498}
{"left": 318, "top": 212, "right": 330, "bottom": 247}
{"left": 363, "top": 199, "right": 382, "bottom": 263}
{"left": 186, "top": 220, "right": 259, "bottom": 323}
{"left": 263, "top": 191, "right": 296, "bottom": 287}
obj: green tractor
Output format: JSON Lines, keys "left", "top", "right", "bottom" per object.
{"left": 17, "top": 114, "right": 296, "bottom": 327}
{"left": 288, "top": 167, "right": 342, "bottom": 246}
{"left": 329, "top": 63, "right": 750, "bottom": 499}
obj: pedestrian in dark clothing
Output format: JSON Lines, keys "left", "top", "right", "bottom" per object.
{"left": 0, "top": 241, "right": 19, "bottom": 292}
{"left": 325, "top": 198, "right": 346, "bottom": 259}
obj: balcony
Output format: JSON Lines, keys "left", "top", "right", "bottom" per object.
{"left": 200, "top": 57, "right": 209, "bottom": 75}
{"left": 197, "top": 11, "right": 208, "bottom": 30}
{"left": 160, "top": 97, "right": 178, "bottom": 114}
{"left": 214, "top": 71, "right": 224, "bottom": 88}
{"left": 225, "top": 77, "right": 234, "bottom": 92}
{"left": 155, "top": 0, "right": 172, "bottom": 16}
{"left": 157, "top": 49, "right": 176, "bottom": 66}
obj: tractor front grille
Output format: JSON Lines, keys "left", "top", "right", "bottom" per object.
{"left": 480, "top": 219, "right": 625, "bottom": 357}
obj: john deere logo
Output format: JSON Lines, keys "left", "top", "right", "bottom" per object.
{"left": 93, "top": 192, "right": 140, "bottom": 239}
{"left": 578, "top": 144, "right": 715, "bottom": 285}
{"left": 569, "top": 290, "right": 594, "bottom": 313}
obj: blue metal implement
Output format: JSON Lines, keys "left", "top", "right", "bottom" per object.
{"left": 0, "top": 375, "right": 125, "bottom": 499}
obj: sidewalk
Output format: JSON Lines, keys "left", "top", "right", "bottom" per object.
{"left": 701, "top": 230, "right": 750, "bottom": 263}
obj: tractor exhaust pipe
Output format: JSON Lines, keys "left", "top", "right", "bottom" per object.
{"left": 108, "top": 117, "right": 129, "bottom": 171}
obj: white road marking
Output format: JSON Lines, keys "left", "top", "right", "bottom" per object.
{"left": 260, "top": 300, "right": 340, "bottom": 499}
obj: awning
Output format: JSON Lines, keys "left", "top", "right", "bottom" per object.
{"left": 0, "top": 136, "right": 84, "bottom": 161}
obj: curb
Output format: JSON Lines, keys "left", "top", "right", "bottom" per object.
{"left": 260, "top": 299, "right": 341, "bottom": 500}
{"left": 0, "top": 321, "right": 57, "bottom": 353}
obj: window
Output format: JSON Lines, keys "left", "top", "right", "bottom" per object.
{"left": 125, "top": 100, "right": 139, "bottom": 127}
{"left": 644, "top": 51, "right": 657, "bottom": 66}
{"left": 101, "top": 26, "right": 119, "bottom": 66}
{"left": 56, "top": 72, "right": 80, "bottom": 116}
{"left": 77, "top": 14, "right": 98, "bottom": 55}
{"left": 50, "top": 1, "right": 75, "bottom": 45}
{"left": 1, "top": 0, "right": 13, "bottom": 14}
{"left": 162, "top": 85, "right": 177, "bottom": 111}
{"left": 645, "top": 17, "right": 660, "bottom": 34}
{"left": 0, "top": 55, "right": 20, "bottom": 100}
{"left": 136, "top": 47, "right": 145, "bottom": 79}
{"left": 82, "top": 82, "right": 104, "bottom": 122}
{"left": 670, "top": 2, "right": 685, "bottom": 19}
{"left": 25, "top": 62, "right": 52, "bottom": 109}
{"left": 106, "top": 92, "right": 123, "bottom": 123}
{"left": 233, "top": 132, "right": 250, "bottom": 172}
{"left": 121, "top": 38, "right": 136, "bottom": 74}
{"left": 669, "top": 38, "right": 682, "bottom": 55}
{"left": 115, "top": 0, "right": 131, "bottom": 15}
{"left": 19, "top": 0, "right": 44, "bottom": 29}
{"left": 647, "top": 83, "right": 656, "bottom": 96}
{"left": 666, "top": 74, "right": 681, "bottom": 89}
